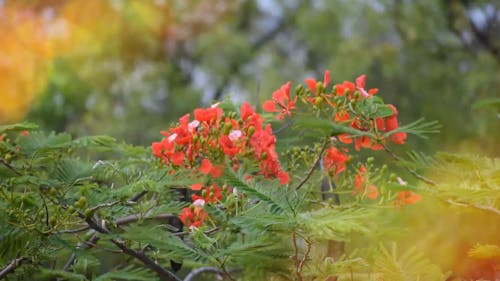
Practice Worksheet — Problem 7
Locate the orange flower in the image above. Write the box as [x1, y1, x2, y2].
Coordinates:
[397, 191, 421, 205]
[262, 81, 296, 119]
[179, 206, 207, 228]
[366, 184, 379, 200]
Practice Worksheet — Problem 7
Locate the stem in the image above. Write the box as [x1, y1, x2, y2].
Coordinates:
[295, 139, 329, 190]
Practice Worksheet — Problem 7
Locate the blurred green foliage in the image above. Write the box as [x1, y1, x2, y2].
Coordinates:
[9, 0, 495, 153]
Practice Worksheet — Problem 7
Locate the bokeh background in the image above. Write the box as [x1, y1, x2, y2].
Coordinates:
[1, 0, 499, 279]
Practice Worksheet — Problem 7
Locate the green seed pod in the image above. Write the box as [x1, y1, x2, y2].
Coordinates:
[49, 187, 58, 196]
[75, 197, 87, 209]
[366, 157, 375, 164]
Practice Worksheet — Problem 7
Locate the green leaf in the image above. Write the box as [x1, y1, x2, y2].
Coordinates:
[374, 244, 449, 281]
[0, 122, 38, 134]
[221, 168, 286, 214]
[36, 269, 88, 281]
[94, 265, 157, 281]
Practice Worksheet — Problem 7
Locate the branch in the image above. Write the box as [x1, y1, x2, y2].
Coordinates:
[183, 267, 223, 281]
[79, 213, 181, 281]
[0, 256, 27, 279]
[110, 239, 181, 281]
[295, 139, 329, 190]
[87, 200, 121, 213]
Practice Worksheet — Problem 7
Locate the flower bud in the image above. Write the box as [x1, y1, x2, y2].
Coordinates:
[247, 126, 255, 137]
[316, 82, 324, 94]
[380, 165, 387, 174]
[261, 152, 268, 160]
[366, 157, 375, 164]
[314, 97, 324, 107]
[49, 216, 57, 226]
[84, 208, 93, 218]
[295, 84, 305, 96]
[389, 173, 397, 182]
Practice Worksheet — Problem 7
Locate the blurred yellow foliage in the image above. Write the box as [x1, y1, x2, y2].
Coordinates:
[0, 0, 233, 123]
[468, 243, 500, 259]
[0, 0, 174, 123]
[0, 4, 62, 122]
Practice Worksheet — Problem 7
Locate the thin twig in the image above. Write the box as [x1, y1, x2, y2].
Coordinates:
[298, 238, 311, 274]
[129, 190, 148, 203]
[442, 198, 500, 216]
[173, 227, 220, 238]
[383, 145, 437, 186]
[295, 139, 329, 190]
[0, 157, 21, 175]
[87, 200, 121, 213]
[57, 225, 90, 234]
[0, 256, 27, 279]
[292, 232, 303, 281]
[63, 233, 99, 271]
[272, 120, 295, 135]
[183, 267, 223, 281]
[116, 213, 177, 227]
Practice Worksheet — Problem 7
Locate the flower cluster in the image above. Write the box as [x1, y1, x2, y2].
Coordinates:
[152, 102, 289, 228]
[263, 70, 417, 204]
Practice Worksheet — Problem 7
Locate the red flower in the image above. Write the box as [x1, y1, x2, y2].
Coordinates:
[323, 146, 349, 176]
[335, 81, 355, 96]
[194, 106, 222, 123]
[219, 135, 242, 157]
[240, 102, 255, 121]
[199, 159, 212, 175]
[355, 74, 378, 97]
[262, 81, 296, 119]
[192, 184, 223, 203]
[179, 206, 207, 228]
[277, 170, 290, 185]
[305, 70, 330, 93]
[383, 104, 407, 145]
[191, 183, 203, 191]
[354, 165, 367, 194]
